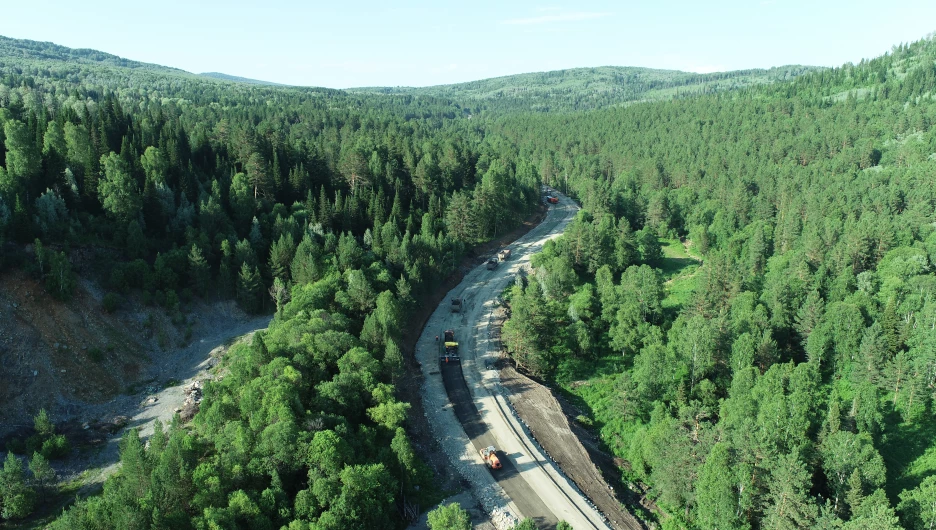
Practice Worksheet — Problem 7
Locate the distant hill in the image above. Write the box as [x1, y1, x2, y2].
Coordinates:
[199, 72, 284, 86]
[0, 36, 285, 88]
[0, 35, 184, 73]
[0, 34, 819, 113]
[351, 65, 824, 113]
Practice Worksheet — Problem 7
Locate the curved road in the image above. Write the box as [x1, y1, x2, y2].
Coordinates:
[416, 193, 609, 529]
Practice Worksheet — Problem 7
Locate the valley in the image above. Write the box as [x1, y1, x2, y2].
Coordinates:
[1, 22, 936, 530]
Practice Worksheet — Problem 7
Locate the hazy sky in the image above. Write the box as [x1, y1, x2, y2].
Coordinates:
[2, 1, 934, 88]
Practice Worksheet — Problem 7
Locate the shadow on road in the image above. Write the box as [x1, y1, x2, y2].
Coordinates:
[440, 361, 559, 529]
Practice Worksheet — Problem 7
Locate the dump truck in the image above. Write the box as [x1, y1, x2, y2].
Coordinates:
[498, 249, 511, 261]
[451, 297, 462, 313]
[440, 329, 459, 363]
[486, 258, 498, 270]
[479, 446, 502, 470]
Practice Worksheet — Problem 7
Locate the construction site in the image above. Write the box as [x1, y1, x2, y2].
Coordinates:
[415, 192, 645, 530]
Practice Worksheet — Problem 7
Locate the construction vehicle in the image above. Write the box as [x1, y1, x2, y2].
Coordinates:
[479, 446, 502, 470]
[450, 297, 462, 313]
[498, 249, 511, 261]
[440, 329, 459, 363]
[486, 258, 498, 270]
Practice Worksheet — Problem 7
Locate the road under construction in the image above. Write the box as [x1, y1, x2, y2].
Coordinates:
[416, 192, 638, 530]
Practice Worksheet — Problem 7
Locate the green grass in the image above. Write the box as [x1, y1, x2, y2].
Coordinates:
[879, 403, 936, 501]
[12, 469, 99, 530]
[556, 355, 627, 441]
[658, 238, 701, 315]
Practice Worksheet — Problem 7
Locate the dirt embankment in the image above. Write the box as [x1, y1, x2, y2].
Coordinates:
[499, 365, 647, 530]
[0, 268, 148, 439]
[0, 264, 269, 441]
[0, 260, 271, 478]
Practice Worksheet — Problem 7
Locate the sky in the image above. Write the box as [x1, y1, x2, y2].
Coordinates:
[1, 0, 934, 89]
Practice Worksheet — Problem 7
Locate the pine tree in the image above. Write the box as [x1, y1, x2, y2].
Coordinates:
[0, 452, 35, 520]
[28, 452, 55, 491]
[236, 263, 261, 313]
[695, 443, 746, 530]
[762, 450, 817, 530]
[33, 409, 53, 439]
[318, 185, 333, 227]
[46, 251, 75, 300]
[126, 220, 146, 259]
[188, 244, 209, 297]
[268, 233, 296, 281]
[218, 239, 235, 296]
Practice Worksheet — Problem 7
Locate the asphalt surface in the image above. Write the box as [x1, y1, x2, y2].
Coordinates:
[441, 361, 556, 528]
[417, 192, 610, 530]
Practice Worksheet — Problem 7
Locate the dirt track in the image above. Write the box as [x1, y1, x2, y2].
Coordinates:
[53, 313, 271, 487]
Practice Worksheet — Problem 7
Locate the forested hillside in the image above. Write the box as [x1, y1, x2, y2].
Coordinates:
[0, 35, 540, 527]
[497, 37, 936, 529]
[0, 35, 183, 73]
[352, 64, 821, 114]
[3, 29, 936, 530]
[198, 72, 284, 85]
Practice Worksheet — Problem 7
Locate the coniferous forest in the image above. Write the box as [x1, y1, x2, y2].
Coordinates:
[1, 31, 936, 530]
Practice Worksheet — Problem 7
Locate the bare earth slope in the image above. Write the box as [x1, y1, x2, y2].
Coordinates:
[0, 267, 270, 491]
[0, 269, 148, 437]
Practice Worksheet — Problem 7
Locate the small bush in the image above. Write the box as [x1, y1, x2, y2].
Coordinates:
[5, 437, 26, 454]
[25, 434, 43, 455]
[165, 289, 179, 311]
[87, 347, 103, 362]
[102, 292, 121, 313]
[40, 434, 70, 459]
[109, 268, 128, 292]
[125, 259, 151, 290]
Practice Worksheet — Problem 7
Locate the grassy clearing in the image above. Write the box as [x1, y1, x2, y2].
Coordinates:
[12, 469, 99, 530]
[880, 403, 936, 501]
[556, 356, 625, 440]
[658, 238, 701, 315]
